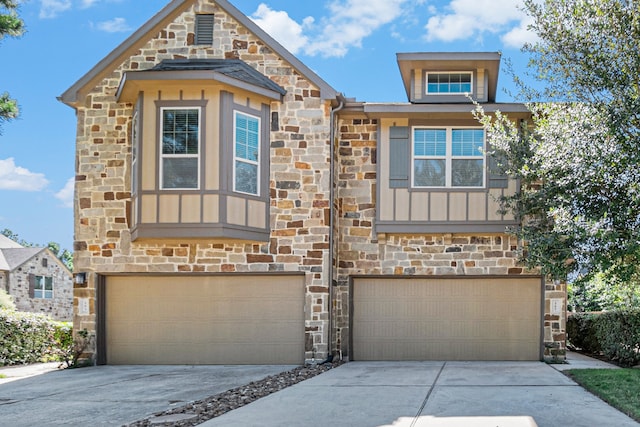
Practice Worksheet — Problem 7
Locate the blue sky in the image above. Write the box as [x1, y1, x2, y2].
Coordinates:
[0, 0, 537, 252]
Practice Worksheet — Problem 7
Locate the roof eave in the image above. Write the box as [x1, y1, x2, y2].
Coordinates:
[117, 69, 286, 103]
[362, 102, 530, 118]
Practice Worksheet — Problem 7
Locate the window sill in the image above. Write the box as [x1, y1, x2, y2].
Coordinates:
[131, 223, 270, 243]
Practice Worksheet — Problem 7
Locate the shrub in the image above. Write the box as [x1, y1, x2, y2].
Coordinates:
[597, 309, 640, 367]
[0, 289, 16, 311]
[52, 324, 93, 368]
[567, 312, 601, 353]
[0, 309, 56, 365]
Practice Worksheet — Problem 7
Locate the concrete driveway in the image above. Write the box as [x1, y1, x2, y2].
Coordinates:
[0, 364, 296, 426]
[1, 358, 638, 427]
[201, 361, 639, 427]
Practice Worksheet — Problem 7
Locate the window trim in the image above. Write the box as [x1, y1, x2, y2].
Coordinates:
[411, 126, 486, 189]
[159, 106, 202, 191]
[34, 275, 53, 299]
[131, 108, 139, 195]
[232, 110, 261, 196]
[425, 71, 473, 95]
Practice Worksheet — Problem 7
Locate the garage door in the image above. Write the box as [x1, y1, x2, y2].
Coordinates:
[105, 275, 305, 365]
[352, 277, 542, 361]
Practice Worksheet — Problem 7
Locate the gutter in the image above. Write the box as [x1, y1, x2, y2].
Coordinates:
[327, 94, 345, 362]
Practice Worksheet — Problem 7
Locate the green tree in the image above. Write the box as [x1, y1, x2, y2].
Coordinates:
[0, 0, 25, 133]
[476, 0, 640, 285]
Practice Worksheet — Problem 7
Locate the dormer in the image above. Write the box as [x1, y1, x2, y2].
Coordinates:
[397, 52, 501, 104]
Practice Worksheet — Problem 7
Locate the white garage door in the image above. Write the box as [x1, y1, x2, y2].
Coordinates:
[105, 275, 305, 364]
[352, 277, 542, 361]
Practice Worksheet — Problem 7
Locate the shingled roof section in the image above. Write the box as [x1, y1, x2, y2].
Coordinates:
[150, 59, 287, 96]
[0, 248, 45, 272]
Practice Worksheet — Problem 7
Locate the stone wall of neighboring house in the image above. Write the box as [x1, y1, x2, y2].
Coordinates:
[0, 273, 6, 295]
[73, 0, 332, 359]
[333, 117, 567, 360]
[9, 251, 73, 321]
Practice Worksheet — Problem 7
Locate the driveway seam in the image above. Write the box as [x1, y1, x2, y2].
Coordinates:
[411, 362, 446, 427]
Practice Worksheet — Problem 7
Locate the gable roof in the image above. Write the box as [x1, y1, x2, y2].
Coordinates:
[0, 235, 23, 249]
[0, 247, 44, 272]
[59, 0, 338, 108]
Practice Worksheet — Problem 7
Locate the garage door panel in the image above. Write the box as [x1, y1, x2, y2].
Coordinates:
[106, 275, 305, 365]
[353, 277, 542, 361]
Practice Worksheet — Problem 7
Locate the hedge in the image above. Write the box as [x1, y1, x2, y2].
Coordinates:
[0, 309, 72, 366]
[567, 309, 640, 367]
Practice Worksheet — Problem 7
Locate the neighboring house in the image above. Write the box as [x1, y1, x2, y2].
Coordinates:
[0, 235, 73, 321]
[59, 0, 566, 365]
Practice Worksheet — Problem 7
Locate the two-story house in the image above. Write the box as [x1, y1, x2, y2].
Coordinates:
[60, 0, 565, 365]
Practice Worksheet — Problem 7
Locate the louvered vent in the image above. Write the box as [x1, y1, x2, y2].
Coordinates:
[195, 14, 214, 45]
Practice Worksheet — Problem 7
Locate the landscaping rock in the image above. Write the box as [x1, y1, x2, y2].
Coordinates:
[126, 361, 341, 427]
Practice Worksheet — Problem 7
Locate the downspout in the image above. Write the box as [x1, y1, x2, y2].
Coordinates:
[326, 94, 345, 363]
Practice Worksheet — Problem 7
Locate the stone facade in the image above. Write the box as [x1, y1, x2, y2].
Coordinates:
[66, 0, 566, 363]
[333, 117, 566, 360]
[72, 0, 332, 359]
[2, 251, 73, 321]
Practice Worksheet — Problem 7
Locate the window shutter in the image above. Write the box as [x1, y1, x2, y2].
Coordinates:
[195, 14, 214, 45]
[28, 274, 35, 298]
[389, 126, 410, 188]
[488, 150, 509, 189]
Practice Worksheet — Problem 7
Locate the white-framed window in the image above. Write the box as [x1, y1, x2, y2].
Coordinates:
[233, 111, 260, 196]
[131, 109, 139, 193]
[426, 72, 472, 95]
[34, 276, 53, 299]
[160, 107, 200, 190]
[413, 127, 485, 188]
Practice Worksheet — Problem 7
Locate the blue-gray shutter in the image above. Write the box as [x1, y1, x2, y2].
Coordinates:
[488, 150, 509, 188]
[28, 273, 35, 298]
[389, 126, 410, 188]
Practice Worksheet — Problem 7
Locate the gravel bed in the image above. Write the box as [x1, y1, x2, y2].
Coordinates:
[125, 361, 342, 427]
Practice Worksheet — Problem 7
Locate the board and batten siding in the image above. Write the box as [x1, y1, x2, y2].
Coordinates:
[131, 86, 271, 241]
[378, 120, 517, 234]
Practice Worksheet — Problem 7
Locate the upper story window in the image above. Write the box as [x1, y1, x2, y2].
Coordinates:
[131, 109, 139, 194]
[413, 127, 485, 188]
[233, 111, 260, 195]
[426, 72, 472, 94]
[34, 275, 53, 299]
[160, 107, 200, 189]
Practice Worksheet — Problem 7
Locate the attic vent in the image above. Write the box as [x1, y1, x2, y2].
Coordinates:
[195, 14, 214, 45]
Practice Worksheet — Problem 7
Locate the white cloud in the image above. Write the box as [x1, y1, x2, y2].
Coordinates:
[501, 15, 539, 48]
[94, 17, 131, 33]
[54, 178, 75, 208]
[39, 0, 72, 19]
[80, 0, 100, 7]
[424, 0, 537, 46]
[306, 0, 409, 57]
[251, 4, 312, 54]
[252, 0, 409, 58]
[39, 0, 124, 19]
[0, 158, 49, 191]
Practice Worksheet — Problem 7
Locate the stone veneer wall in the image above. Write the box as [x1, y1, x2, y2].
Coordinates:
[333, 117, 566, 361]
[73, 0, 332, 360]
[9, 252, 73, 321]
